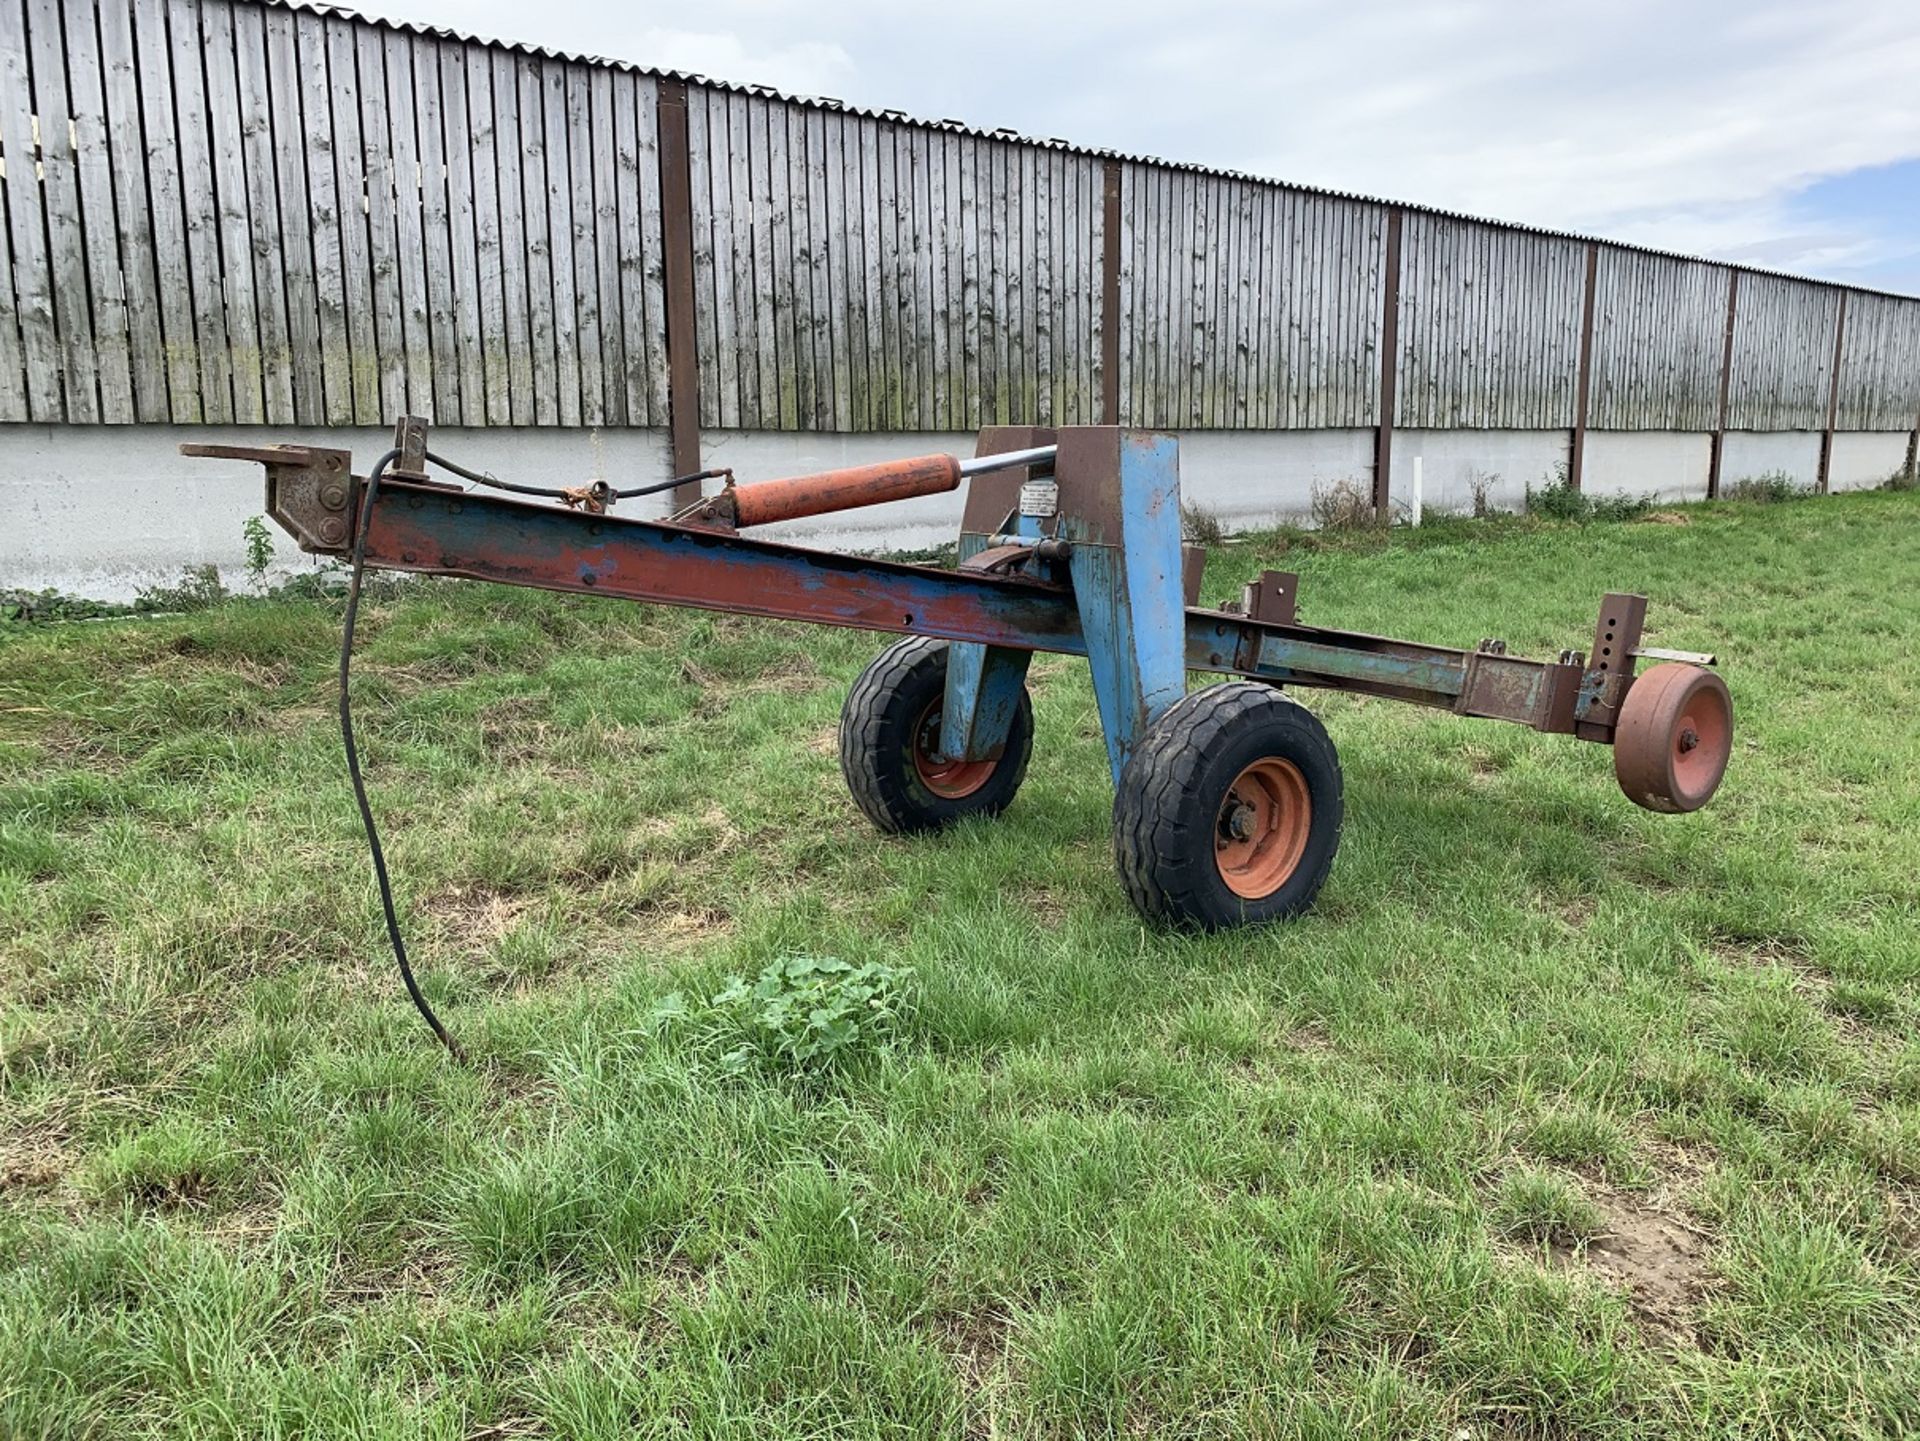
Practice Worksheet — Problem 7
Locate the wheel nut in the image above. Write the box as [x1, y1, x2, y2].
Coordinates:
[1677, 727, 1699, 753]
[1224, 801, 1256, 841]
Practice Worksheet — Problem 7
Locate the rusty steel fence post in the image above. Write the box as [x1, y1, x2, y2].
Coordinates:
[1569, 242, 1599, 492]
[1102, 159, 1123, 425]
[1373, 208, 1405, 519]
[1707, 270, 1740, 500]
[1817, 291, 1848, 494]
[657, 79, 704, 507]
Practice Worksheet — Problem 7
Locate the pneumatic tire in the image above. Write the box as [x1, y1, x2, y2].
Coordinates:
[1113, 682, 1343, 928]
[839, 637, 1033, 834]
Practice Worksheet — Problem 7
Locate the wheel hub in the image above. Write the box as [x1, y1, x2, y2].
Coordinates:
[912, 701, 998, 799]
[1213, 758, 1313, 900]
[1221, 798, 1258, 842]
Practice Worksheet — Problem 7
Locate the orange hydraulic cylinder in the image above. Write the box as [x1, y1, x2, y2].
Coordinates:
[726, 453, 963, 527]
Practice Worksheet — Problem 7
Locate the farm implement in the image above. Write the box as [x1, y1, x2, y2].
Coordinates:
[189, 419, 1731, 1045]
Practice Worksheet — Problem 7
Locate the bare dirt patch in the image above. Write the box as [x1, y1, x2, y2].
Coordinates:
[477, 694, 560, 763]
[936, 1302, 1014, 1428]
[422, 885, 532, 950]
[1286, 1021, 1337, 1055]
[687, 655, 826, 718]
[645, 905, 733, 947]
[0, 1133, 74, 1193]
[1637, 1133, 1716, 1195]
[1711, 934, 1821, 978]
[129, 1170, 217, 1213]
[1020, 886, 1073, 929]
[1554, 1185, 1711, 1343]
[1552, 892, 1598, 929]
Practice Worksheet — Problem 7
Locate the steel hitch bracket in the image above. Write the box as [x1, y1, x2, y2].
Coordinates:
[180, 442, 365, 556]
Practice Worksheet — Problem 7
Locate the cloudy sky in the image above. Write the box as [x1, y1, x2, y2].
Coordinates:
[358, 0, 1920, 295]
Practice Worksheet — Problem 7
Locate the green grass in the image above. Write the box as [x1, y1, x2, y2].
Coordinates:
[3, 491, 1919, 1438]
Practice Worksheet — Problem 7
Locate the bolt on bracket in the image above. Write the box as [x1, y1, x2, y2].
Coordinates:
[181, 442, 358, 556]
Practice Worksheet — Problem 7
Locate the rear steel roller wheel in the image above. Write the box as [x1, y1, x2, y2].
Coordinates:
[839, 637, 1033, 834]
[1113, 682, 1343, 928]
[1614, 662, 1733, 813]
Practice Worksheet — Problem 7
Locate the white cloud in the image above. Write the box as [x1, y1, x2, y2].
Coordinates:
[625, 27, 854, 100]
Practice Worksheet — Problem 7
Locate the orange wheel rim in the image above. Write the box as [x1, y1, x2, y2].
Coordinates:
[1214, 757, 1312, 899]
[912, 700, 997, 799]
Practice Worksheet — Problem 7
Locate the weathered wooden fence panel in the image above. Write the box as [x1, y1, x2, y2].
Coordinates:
[1117, 165, 1385, 429]
[1727, 273, 1843, 432]
[1394, 214, 1587, 430]
[0, 0, 669, 428]
[686, 92, 1105, 432]
[1588, 248, 1726, 432]
[1834, 290, 1920, 433]
[0, 0, 1915, 440]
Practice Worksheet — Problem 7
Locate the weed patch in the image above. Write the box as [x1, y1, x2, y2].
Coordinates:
[1527, 465, 1654, 523]
[651, 953, 914, 1076]
[1309, 475, 1381, 530]
[1179, 501, 1225, 545]
[1720, 470, 1805, 504]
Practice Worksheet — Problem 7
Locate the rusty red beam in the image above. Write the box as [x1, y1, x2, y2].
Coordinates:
[1373, 208, 1404, 518]
[342, 478, 1602, 737]
[1707, 270, 1739, 499]
[365, 478, 1086, 651]
[1569, 242, 1598, 491]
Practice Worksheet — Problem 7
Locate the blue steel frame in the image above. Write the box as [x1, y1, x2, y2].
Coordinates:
[236, 428, 1611, 769]
[939, 430, 1190, 782]
[1059, 431, 1189, 782]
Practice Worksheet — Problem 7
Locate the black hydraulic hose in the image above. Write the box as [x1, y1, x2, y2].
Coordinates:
[423, 448, 727, 501]
[340, 445, 722, 1059]
[341, 448, 464, 1061]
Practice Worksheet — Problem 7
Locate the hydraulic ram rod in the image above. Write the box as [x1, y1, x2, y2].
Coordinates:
[685, 444, 1058, 529]
[960, 445, 1058, 477]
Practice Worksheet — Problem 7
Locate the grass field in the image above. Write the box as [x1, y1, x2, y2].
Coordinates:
[3, 490, 1918, 1438]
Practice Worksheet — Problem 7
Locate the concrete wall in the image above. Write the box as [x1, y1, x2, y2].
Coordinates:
[1583, 431, 1712, 503]
[1827, 431, 1912, 492]
[5, 422, 1914, 600]
[0, 424, 1383, 596]
[0, 424, 674, 601]
[1387, 429, 1570, 516]
[0, 425, 1412, 596]
[1172, 429, 1376, 528]
[1719, 430, 1822, 490]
